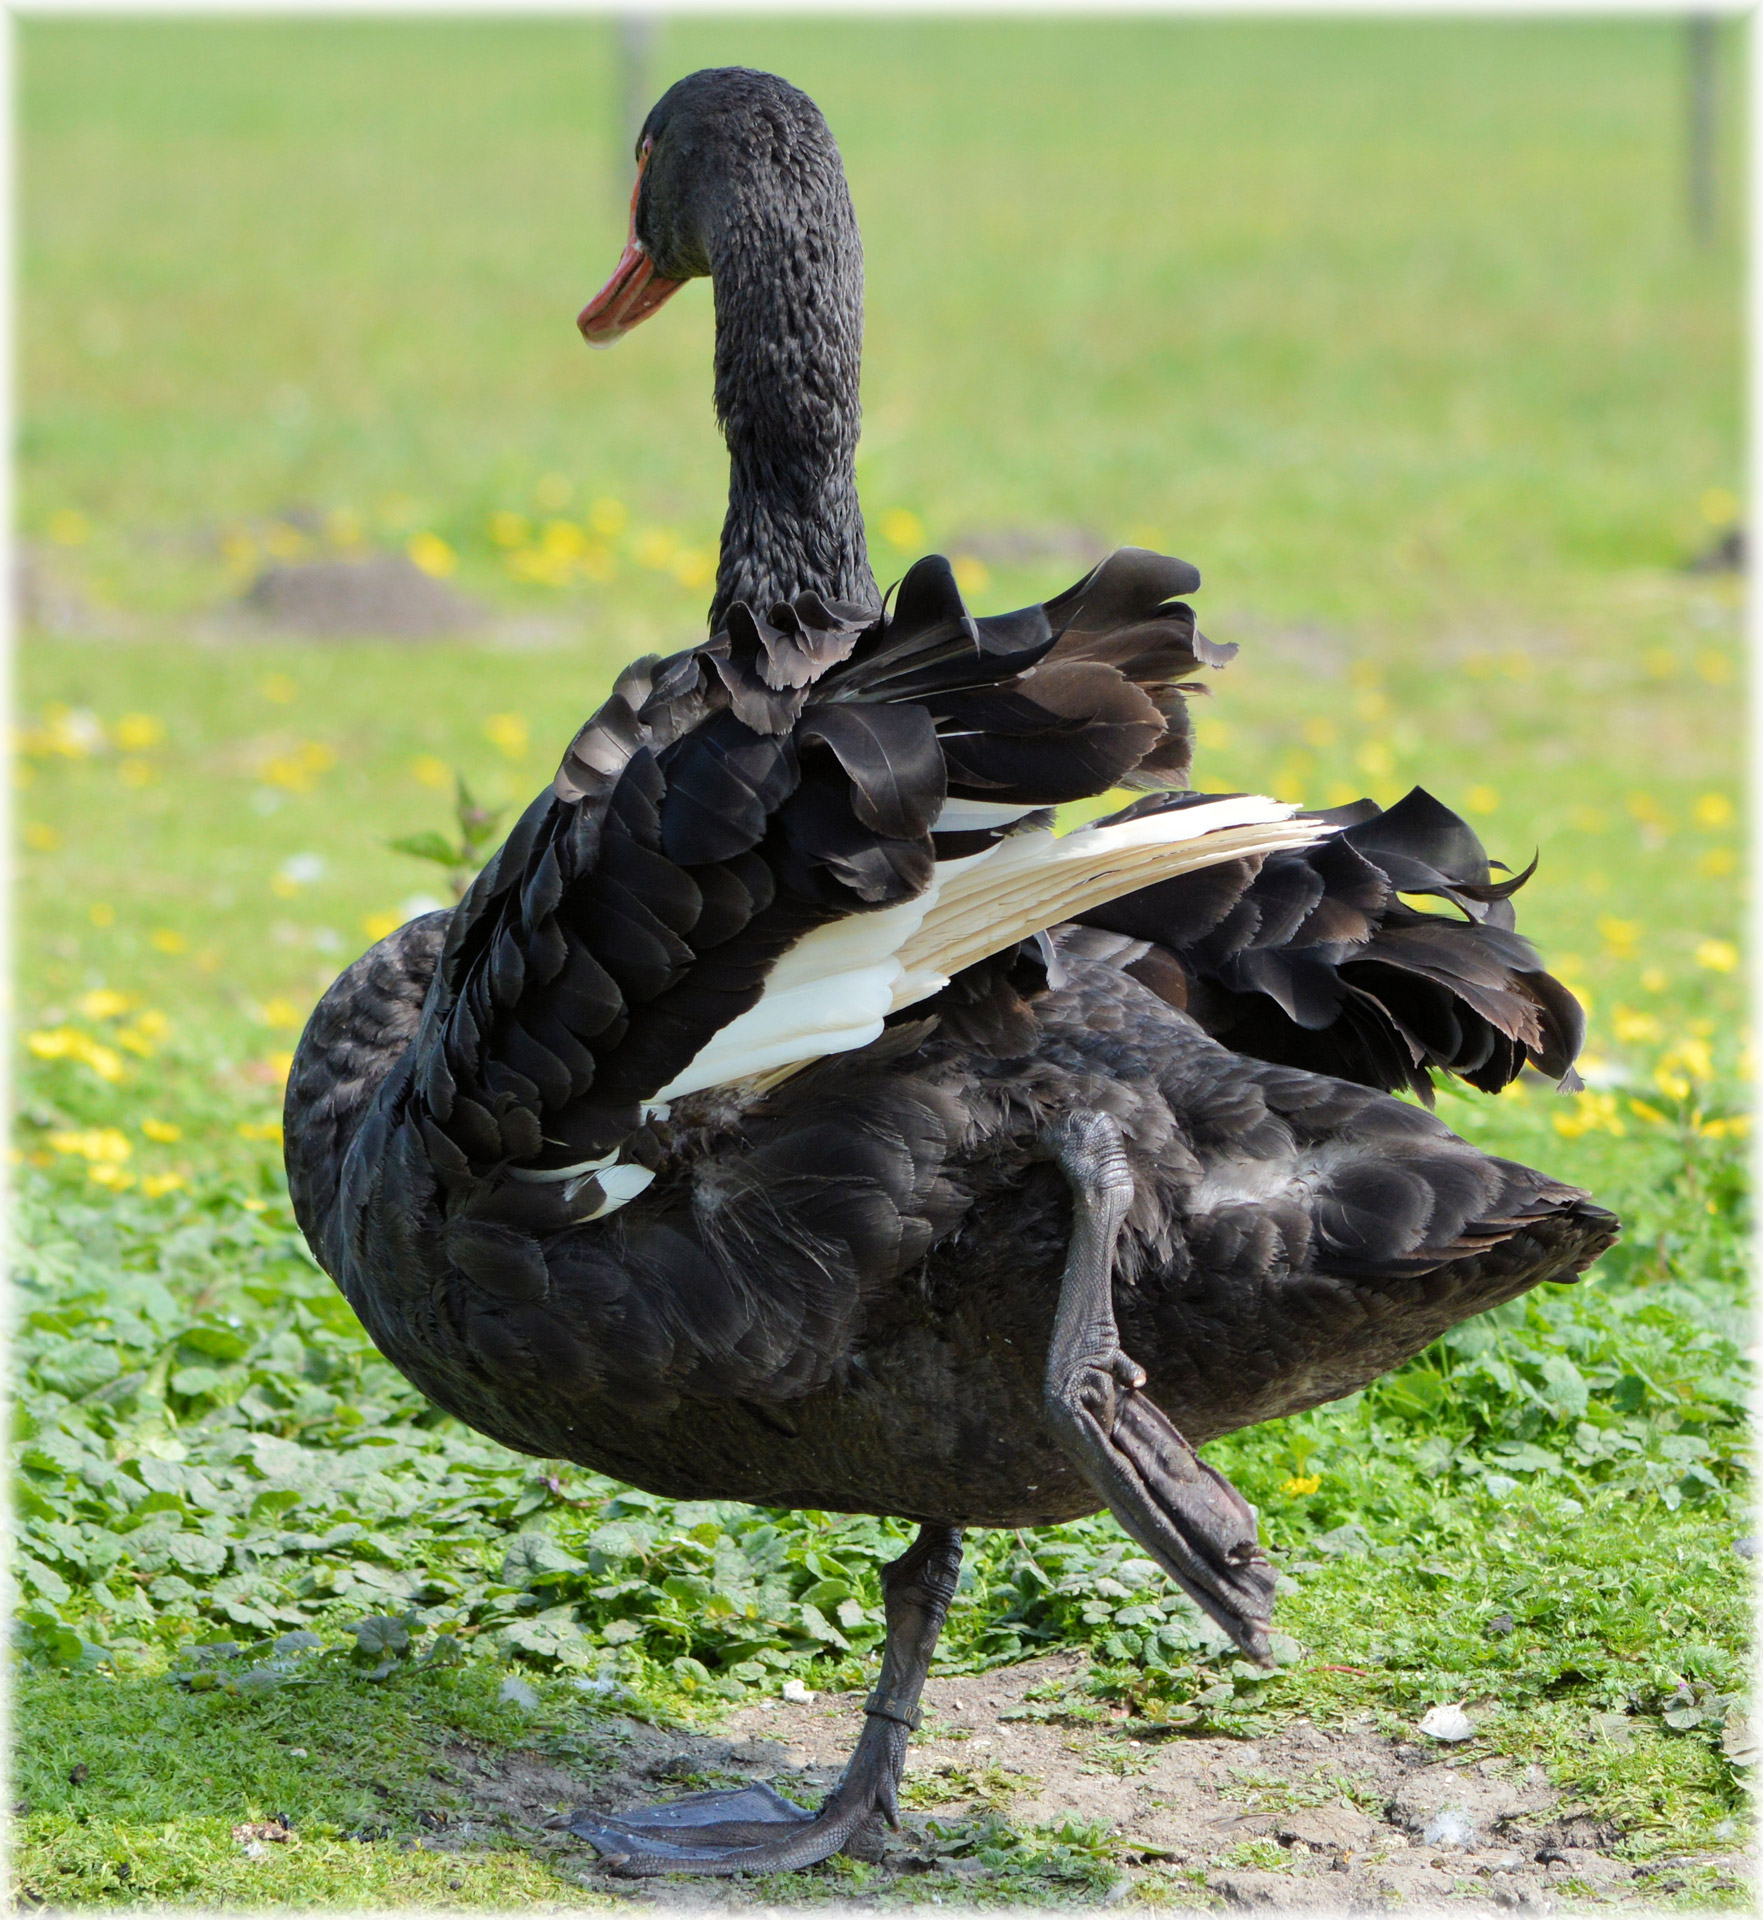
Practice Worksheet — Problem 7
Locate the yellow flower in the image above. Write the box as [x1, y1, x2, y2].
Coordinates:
[1597, 915, 1638, 956]
[578, 543, 617, 584]
[1465, 785, 1500, 816]
[1300, 716, 1335, 749]
[1627, 1098, 1669, 1126]
[1698, 848, 1737, 878]
[1552, 1091, 1625, 1140]
[1659, 1036, 1714, 1083]
[1611, 1006, 1661, 1044]
[1701, 486, 1739, 526]
[115, 1010, 168, 1055]
[1354, 689, 1390, 723]
[28, 1028, 124, 1082]
[1280, 1474, 1322, 1497]
[488, 510, 531, 547]
[587, 497, 627, 537]
[20, 704, 106, 759]
[632, 528, 677, 570]
[48, 1126, 132, 1163]
[407, 531, 457, 578]
[151, 928, 186, 955]
[880, 508, 923, 549]
[1642, 648, 1675, 681]
[49, 508, 91, 545]
[260, 740, 336, 791]
[535, 472, 573, 510]
[411, 754, 450, 789]
[237, 1121, 284, 1145]
[141, 1172, 187, 1198]
[1194, 717, 1233, 751]
[260, 673, 297, 704]
[267, 1050, 296, 1082]
[87, 1162, 135, 1190]
[257, 997, 302, 1030]
[1626, 791, 1666, 825]
[1355, 740, 1393, 779]
[1698, 1115, 1751, 1140]
[1697, 649, 1732, 686]
[77, 988, 134, 1022]
[505, 547, 572, 587]
[113, 713, 165, 752]
[484, 713, 529, 759]
[118, 758, 156, 788]
[23, 822, 59, 851]
[540, 519, 587, 560]
[670, 548, 715, 590]
[1694, 792, 1734, 828]
[1640, 965, 1669, 994]
[362, 911, 401, 942]
[141, 1118, 182, 1143]
[952, 555, 991, 596]
[1695, 939, 1738, 974]
[241, 1196, 269, 1213]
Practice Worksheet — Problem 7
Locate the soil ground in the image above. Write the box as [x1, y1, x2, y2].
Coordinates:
[421, 1655, 1750, 1909]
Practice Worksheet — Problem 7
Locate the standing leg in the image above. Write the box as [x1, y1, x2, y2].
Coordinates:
[1040, 1110, 1277, 1662]
[569, 1521, 963, 1876]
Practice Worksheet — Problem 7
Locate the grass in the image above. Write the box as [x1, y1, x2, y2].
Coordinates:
[12, 12, 1750, 1909]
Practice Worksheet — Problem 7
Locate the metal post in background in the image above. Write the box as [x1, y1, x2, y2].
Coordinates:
[1687, 14, 1718, 245]
[618, 14, 658, 176]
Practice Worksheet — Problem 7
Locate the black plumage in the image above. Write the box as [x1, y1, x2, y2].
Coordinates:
[289, 68, 1617, 1876]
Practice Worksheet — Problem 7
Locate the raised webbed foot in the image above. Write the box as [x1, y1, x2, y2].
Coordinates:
[1040, 1111, 1277, 1662]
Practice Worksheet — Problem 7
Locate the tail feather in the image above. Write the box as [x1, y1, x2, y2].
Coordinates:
[1077, 787, 1585, 1100]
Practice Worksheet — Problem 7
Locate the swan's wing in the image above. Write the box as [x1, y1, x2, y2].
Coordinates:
[401, 547, 1324, 1221]
[1073, 785, 1585, 1101]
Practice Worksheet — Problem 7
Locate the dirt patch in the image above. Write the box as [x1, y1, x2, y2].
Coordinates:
[426, 1656, 1749, 1906]
[241, 553, 485, 638]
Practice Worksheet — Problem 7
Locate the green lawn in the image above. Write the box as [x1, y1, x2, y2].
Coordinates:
[13, 14, 1750, 1908]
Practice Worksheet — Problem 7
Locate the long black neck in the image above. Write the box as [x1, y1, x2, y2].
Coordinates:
[706, 171, 877, 629]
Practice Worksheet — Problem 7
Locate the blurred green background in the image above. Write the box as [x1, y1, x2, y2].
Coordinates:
[16, 15, 1742, 1079]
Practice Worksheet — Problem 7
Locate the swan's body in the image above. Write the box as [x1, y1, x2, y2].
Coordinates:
[287, 68, 1615, 1874]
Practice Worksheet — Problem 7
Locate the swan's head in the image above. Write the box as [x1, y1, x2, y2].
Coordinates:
[579, 67, 850, 348]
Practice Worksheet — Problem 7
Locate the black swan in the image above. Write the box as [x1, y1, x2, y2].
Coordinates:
[286, 67, 1615, 1876]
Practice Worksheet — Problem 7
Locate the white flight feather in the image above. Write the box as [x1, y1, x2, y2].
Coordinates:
[650, 795, 1328, 1106]
[930, 796, 1041, 832]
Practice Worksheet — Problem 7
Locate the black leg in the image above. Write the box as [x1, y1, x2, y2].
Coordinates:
[569, 1521, 963, 1876]
[1040, 1111, 1277, 1662]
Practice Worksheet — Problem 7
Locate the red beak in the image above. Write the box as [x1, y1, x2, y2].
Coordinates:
[578, 162, 685, 348]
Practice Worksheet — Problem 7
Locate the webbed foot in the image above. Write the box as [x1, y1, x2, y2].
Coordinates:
[568, 1522, 962, 1876]
[569, 1778, 847, 1875]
